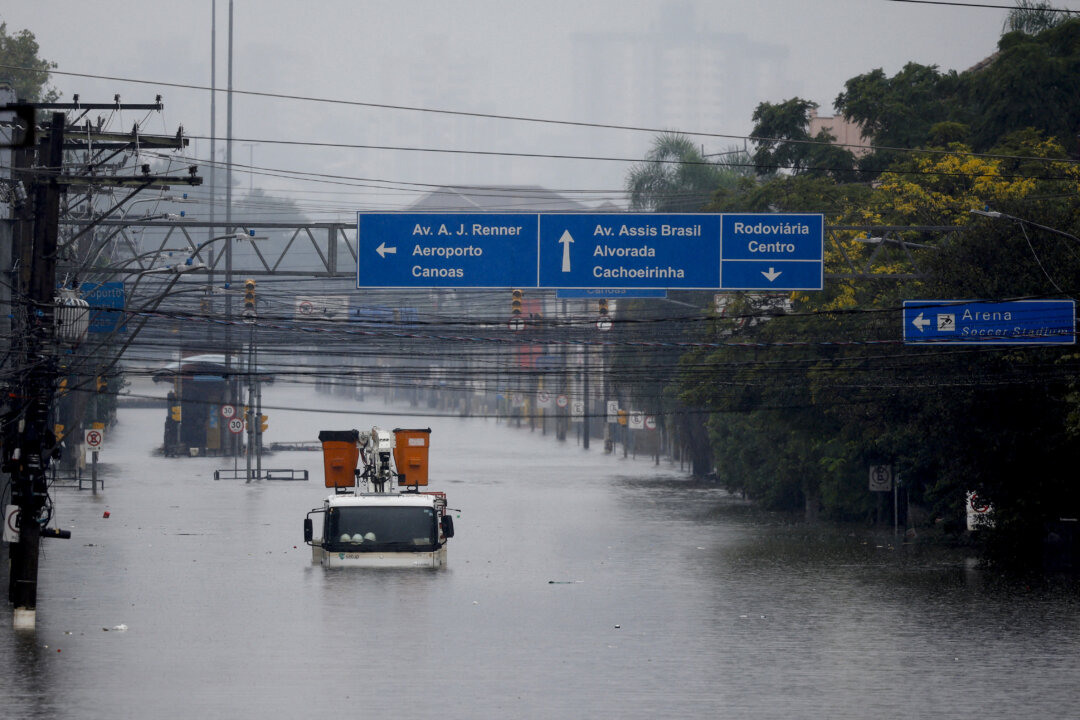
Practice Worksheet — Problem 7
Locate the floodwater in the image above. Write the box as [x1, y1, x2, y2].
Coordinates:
[2, 382, 1078, 719]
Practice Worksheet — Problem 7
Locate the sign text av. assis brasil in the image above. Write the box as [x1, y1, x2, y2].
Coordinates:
[356, 212, 823, 291]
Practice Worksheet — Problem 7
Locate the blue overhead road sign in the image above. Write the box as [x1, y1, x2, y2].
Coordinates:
[357, 213, 539, 289]
[903, 300, 1075, 345]
[538, 213, 721, 289]
[357, 212, 824, 290]
[720, 213, 824, 290]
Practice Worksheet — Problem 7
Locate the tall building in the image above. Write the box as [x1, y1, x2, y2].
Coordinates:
[570, 11, 790, 159]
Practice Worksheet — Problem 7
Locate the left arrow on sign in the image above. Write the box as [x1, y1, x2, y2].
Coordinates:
[911, 312, 931, 332]
[376, 242, 397, 258]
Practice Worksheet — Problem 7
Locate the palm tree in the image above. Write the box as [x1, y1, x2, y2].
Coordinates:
[626, 133, 751, 212]
[1003, 1, 1064, 35]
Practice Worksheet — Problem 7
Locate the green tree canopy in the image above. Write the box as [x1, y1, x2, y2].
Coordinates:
[0, 22, 58, 102]
[749, 97, 857, 181]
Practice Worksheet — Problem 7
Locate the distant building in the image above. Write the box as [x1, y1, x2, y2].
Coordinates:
[808, 108, 871, 158]
[570, 10, 790, 159]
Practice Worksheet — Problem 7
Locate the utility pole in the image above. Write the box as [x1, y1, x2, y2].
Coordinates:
[6, 114, 66, 630]
[3, 99, 200, 628]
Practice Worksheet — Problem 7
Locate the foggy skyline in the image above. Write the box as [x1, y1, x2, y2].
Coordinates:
[2, 0, 1068, 215]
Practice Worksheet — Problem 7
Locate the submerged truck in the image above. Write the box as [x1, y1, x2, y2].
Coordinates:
[304, 427, 455, 568]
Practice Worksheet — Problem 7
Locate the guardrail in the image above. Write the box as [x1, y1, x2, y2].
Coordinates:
[213, 468, 309, 481]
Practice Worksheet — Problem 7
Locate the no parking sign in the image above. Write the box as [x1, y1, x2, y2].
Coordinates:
[85, 428, 104, 452]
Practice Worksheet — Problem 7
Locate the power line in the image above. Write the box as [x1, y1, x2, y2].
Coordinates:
[5, 63, 1078, 171]
[883, 0, 1080, 13]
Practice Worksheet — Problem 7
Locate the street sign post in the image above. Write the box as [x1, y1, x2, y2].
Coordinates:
[357, 212, 824, 291]
[903, 300, 1075, 345]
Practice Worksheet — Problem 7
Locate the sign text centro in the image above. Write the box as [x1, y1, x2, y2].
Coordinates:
[356, 212, 824, 290]
[720, 213, 824, 291]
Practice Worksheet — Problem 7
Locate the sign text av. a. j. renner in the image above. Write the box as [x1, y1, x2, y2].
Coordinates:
[356, 212, 824, 291]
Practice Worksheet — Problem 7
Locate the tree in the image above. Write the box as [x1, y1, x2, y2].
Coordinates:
[749, 98, 857, 181]
[964, 19, 1080, 152]
[626, 133, 751, 212]
[1003, 0, 1067, 35]
[834, 63, 963, 168]
[0, 22, 59, 102]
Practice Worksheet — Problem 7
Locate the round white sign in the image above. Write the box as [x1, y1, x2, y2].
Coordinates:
[228, 417, 245, 434]
[220, 404, 237, 419]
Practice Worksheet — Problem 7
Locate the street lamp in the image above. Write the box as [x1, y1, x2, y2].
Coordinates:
[76, 232, 260, 388]
[970, 208, 1080, 244]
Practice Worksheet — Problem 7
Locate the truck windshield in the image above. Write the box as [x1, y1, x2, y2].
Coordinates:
[326, 506, 438, 552]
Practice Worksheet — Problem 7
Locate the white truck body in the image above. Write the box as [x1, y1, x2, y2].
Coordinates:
[308, 492, 450, 568]
[305, 426, 454, 568]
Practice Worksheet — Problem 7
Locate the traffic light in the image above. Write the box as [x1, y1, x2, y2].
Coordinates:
[598, 298, 608, 317]
[511, 289, 523, 317]
[170, 405, 182, 422]
[259, 414, 269, 433]
[96, 376, 107, 393]
[243, 279, 256, 316]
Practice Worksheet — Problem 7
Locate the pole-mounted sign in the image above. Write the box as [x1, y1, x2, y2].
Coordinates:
[903, 300, 1075, 345]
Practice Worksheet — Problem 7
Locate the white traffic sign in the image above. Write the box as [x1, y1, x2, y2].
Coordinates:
[869, 465, 892, 492]
[84, 428, 104, 451]
[556, 394, 569, 409]
[508, 317, 525, 332]
[228, 417, 245, 435]
[629, 411, 645, 430]
[596, 317, 612, 332]
[571, 400, 585, 419]
[644, 415, 657, 431]
[4, 505, 19, 543]
[536, 391, 552, 409]
[606, 400, 619, 423]
[966, 491, 995, 530]
[220, 404, 237, 419]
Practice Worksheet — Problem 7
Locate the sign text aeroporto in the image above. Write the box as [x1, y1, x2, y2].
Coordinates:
[357, 212, 823, 291]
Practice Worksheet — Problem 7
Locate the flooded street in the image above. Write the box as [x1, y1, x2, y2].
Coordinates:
[3, 382, 1079, 719]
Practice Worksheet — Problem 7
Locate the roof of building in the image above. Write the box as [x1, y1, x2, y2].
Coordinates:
[406, 185, 591, 212]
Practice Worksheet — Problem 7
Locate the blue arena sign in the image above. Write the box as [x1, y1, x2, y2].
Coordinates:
[903, 300, 1075, 345]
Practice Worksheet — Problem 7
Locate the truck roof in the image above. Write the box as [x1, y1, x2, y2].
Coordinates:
[325, 493, 437, 508]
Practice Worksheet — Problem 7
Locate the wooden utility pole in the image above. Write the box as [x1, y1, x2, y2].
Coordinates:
[7, 113, 65, 630]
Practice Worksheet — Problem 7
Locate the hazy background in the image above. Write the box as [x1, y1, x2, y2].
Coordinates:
[2, 0, 1064, 213]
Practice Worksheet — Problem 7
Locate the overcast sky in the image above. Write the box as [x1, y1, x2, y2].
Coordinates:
[4, 0, 1076, 216]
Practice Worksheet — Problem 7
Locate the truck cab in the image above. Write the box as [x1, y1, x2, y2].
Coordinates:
[304, 427, 455, 568]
